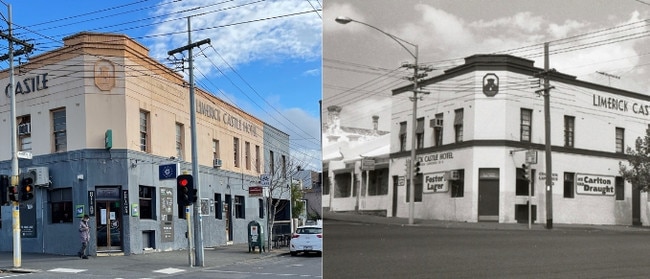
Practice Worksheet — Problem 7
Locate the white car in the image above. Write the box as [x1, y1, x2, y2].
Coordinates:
[290, 225, 322, 256]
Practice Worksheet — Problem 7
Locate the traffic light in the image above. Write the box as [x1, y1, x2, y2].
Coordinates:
[521, 164, 530, 181]
[20, 173, 35, 201]
[177, 174, 195, 206]
[413, 161, 421, 177]
[0, 175, 8, 205]
[7, 175, 18, 202]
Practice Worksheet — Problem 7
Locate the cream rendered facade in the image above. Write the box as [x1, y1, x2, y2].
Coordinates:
[390, 54, 650, 226]
[0, 32, 290, 255]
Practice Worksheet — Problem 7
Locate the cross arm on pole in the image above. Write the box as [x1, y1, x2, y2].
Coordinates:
[167, 38, 211, 56]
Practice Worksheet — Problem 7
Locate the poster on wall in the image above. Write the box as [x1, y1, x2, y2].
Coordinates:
[160, 187, 174, 242]
[423, 172, 449, 193]
[87, 191, 95, 216]
[200, 198, 211, 216]
[576, 174, 615, 196]
[20, 201, 37, 238]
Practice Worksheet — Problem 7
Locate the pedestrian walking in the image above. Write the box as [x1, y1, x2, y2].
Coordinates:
[78, 214, 90, 259]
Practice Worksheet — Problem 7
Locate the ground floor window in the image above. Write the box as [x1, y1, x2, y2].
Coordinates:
[367, 168, 389, 196]
[50, 188, 73, 223]
[234, 195, 245, 219]
[215, 193, 222, 219]
[564, 172, 575, 198]
[334, 173, 352, 198]
[139, 185, 155, 220]
[615, 177, 624, 201]
[450, 169, 465, 198]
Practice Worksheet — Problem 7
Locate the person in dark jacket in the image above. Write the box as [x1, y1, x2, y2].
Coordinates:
[78, 214, 90, 259]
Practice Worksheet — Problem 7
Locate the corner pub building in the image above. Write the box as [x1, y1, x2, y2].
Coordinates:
[0, 32, 291, 255]
[390, 54, 650, 226]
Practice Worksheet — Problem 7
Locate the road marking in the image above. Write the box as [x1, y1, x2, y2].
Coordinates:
[48, 268, 87, 273]
[153, 267, 185, 274]
[204, 270, 322, 278]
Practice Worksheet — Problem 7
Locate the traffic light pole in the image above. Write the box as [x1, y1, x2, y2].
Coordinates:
[167, 17, 210, 267]
[1, 4, 33, 268]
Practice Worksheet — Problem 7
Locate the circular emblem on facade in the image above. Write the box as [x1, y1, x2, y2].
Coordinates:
[482, 73, 499, 97]
[94, 59, 115, 91]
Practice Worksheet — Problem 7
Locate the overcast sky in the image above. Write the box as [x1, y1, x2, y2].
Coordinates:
[323, 0, 650, 132]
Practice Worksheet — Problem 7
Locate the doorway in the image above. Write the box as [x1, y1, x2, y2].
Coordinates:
[225, 194, 233, 242]
[633, 187, 641, 226]
[392, 176, 398, 217]
[478, 168, 500, 222]
[96, 201, 122, 251]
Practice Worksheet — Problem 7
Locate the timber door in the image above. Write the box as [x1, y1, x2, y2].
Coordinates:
[478, 168, 500, 222]
[96, 201, 122, 251]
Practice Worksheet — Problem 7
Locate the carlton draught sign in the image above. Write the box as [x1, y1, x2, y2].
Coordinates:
[576, 174, 615, 196]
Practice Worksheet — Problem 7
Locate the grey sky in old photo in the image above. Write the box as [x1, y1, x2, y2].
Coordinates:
[323, 0, 650, 132]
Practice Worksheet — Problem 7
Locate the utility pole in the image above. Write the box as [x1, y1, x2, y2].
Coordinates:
[167, 17, 210, 267]
[0, 3, 33, 268]
[535, 42, 555, 229]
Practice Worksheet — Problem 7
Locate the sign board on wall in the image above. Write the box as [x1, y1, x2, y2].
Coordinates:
[423, 172, 449, 193]
[576, 174, 615, 196]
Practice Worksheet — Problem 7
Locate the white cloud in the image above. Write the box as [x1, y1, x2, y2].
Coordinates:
[303, 68, 320, 76]
[548, 19, 588, 39]
[147, 0, 321, 77]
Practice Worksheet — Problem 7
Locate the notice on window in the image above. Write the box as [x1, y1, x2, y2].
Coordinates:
[101, 209, 107, 225]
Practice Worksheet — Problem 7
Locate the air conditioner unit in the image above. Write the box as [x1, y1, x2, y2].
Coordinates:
[213, 158, 222, 168]
[26, 166, 49, 187]
[449, 170, 460, 180]
[18, 123, 31, 135]
[433, 118, 443, 128]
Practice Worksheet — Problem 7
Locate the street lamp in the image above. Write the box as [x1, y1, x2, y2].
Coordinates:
[335, 16, 427, 225]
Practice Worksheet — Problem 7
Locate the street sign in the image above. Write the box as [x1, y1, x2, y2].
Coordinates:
[16, 151, 32, 159]
[361, 158, 375, 171]
[249, 186, 263, 197]
[260, 174, 270, 187]
[525, 150, 537, 164]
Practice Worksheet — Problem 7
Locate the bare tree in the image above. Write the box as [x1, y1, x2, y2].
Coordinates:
[264, 156, 302, 251]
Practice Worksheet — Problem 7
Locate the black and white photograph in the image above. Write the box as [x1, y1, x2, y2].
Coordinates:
[324, 0, 650, 278]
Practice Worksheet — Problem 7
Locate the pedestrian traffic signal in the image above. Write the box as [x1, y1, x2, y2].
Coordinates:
[20, 173, 35, 201]
[413, 161, 421, 177]
[521, 164, 530, 181]
[7, 175, 18, 202]
[0, 175, 8, 205]
[177, 174, 196, 206]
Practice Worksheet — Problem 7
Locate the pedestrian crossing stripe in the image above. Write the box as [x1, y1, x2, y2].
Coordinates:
[153, 267, 185, 274]
[48, 268, 87, 273]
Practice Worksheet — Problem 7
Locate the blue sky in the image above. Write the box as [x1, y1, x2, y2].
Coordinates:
[1, 0, 323, 171]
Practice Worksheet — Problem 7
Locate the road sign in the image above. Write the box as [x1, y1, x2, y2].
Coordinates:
[525, 150, 537, 164]
[16, 151, 32, 159]
[361, 158, 375, 171]
[260, 174, 270, 187]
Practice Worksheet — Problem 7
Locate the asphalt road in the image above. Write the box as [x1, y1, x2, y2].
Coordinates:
[324, 219, 650, 279]
[1, 254, 321, 279]
[199, 254, 322, 279]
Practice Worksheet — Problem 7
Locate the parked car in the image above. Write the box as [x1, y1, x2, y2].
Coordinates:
[290, 225, 322, 256]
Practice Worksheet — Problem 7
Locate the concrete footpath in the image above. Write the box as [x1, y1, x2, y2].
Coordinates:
[0, 243, 289, 275]
[324, 211, 650, 232]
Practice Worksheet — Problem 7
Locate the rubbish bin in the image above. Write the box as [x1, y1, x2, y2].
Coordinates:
[247, 220, 265, 253]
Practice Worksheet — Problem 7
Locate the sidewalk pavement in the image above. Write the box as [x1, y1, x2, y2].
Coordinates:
[0, 243, 290, 275]
[324, 211, 650, 232]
